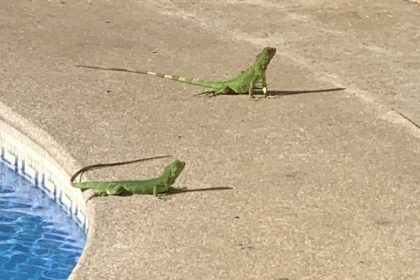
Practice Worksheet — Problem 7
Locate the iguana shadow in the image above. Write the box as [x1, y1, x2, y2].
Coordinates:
[195, 87, 346, 98]
[166, 186, 233, 196]
[84, 187, 233, 202]
[266, 87, 346, 97]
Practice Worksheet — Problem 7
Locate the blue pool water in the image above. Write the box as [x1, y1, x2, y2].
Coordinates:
[0, 163, 86, 280]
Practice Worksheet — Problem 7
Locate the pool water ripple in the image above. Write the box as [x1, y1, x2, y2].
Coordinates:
[0, 163, 86, 280]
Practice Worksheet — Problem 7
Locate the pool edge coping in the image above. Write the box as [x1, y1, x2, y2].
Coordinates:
[0, 101, 92, 278]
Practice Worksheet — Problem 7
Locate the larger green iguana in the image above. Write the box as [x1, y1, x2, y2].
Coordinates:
[76, 47, 276, 99]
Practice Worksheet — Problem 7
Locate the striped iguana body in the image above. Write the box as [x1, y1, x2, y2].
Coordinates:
[76, 47, 276, 98]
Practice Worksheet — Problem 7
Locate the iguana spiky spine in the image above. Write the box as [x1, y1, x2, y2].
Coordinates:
[76, 47, 276, 99]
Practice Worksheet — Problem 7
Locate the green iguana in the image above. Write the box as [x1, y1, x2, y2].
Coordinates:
[76, 47, 276, 99]
[71, 156, 185, 196]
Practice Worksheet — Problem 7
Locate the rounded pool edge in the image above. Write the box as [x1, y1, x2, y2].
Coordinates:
[0, 102, 89, 278]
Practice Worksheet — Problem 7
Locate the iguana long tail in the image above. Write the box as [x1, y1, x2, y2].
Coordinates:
[75, 65, 224, 89]
[70, 155, 171, 184]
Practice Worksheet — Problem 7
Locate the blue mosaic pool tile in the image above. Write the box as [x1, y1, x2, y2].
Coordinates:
[0, 123, 88, 233]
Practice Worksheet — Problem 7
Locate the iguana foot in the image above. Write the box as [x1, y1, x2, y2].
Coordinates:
[157, 193, 170, 200]
[262, 87, 268, 97]
[85, 191, 106, 202]
[194, 90, 217, 97]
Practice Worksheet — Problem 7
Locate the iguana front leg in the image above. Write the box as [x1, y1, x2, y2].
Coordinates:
[154, 183, 171, 196]
[154, 184, 171, 198]
[248, 76, 259, 99]
[261, 72, 268, 97]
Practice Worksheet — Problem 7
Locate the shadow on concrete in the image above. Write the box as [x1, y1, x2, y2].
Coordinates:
[266, 87, 346, 97]
[395, 110, 420, 129]
[166, 186, 233, 195]
[84, 187, 233, 202]
[195, 87, 346, 97]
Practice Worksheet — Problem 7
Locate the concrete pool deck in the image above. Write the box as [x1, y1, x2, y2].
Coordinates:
[1, 0, 419, 279]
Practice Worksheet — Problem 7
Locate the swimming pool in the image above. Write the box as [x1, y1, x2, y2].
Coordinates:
[0, 162, 86, 279]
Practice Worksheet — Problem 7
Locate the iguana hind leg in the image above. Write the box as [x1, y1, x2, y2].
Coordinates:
[196, 86, 233, 97]
[215, 86, 234, 95]
[194, 85, 231, 97]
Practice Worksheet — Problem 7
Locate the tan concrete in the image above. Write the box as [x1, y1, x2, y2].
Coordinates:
[1, 0, 419, 279]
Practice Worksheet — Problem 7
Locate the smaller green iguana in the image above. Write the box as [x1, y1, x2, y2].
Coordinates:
[76, 47, 276, 99]
[71, 155, 185, 196]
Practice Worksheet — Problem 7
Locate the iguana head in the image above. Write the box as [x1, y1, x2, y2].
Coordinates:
[256, 47, 276, 70]
[163, 160, 186, 185]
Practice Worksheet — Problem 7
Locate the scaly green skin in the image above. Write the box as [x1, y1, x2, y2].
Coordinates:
[71, 160, 185, 196]
[76, 47, 276, 99]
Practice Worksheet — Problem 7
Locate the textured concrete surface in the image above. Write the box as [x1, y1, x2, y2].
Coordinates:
[1, 0, 419, 279]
